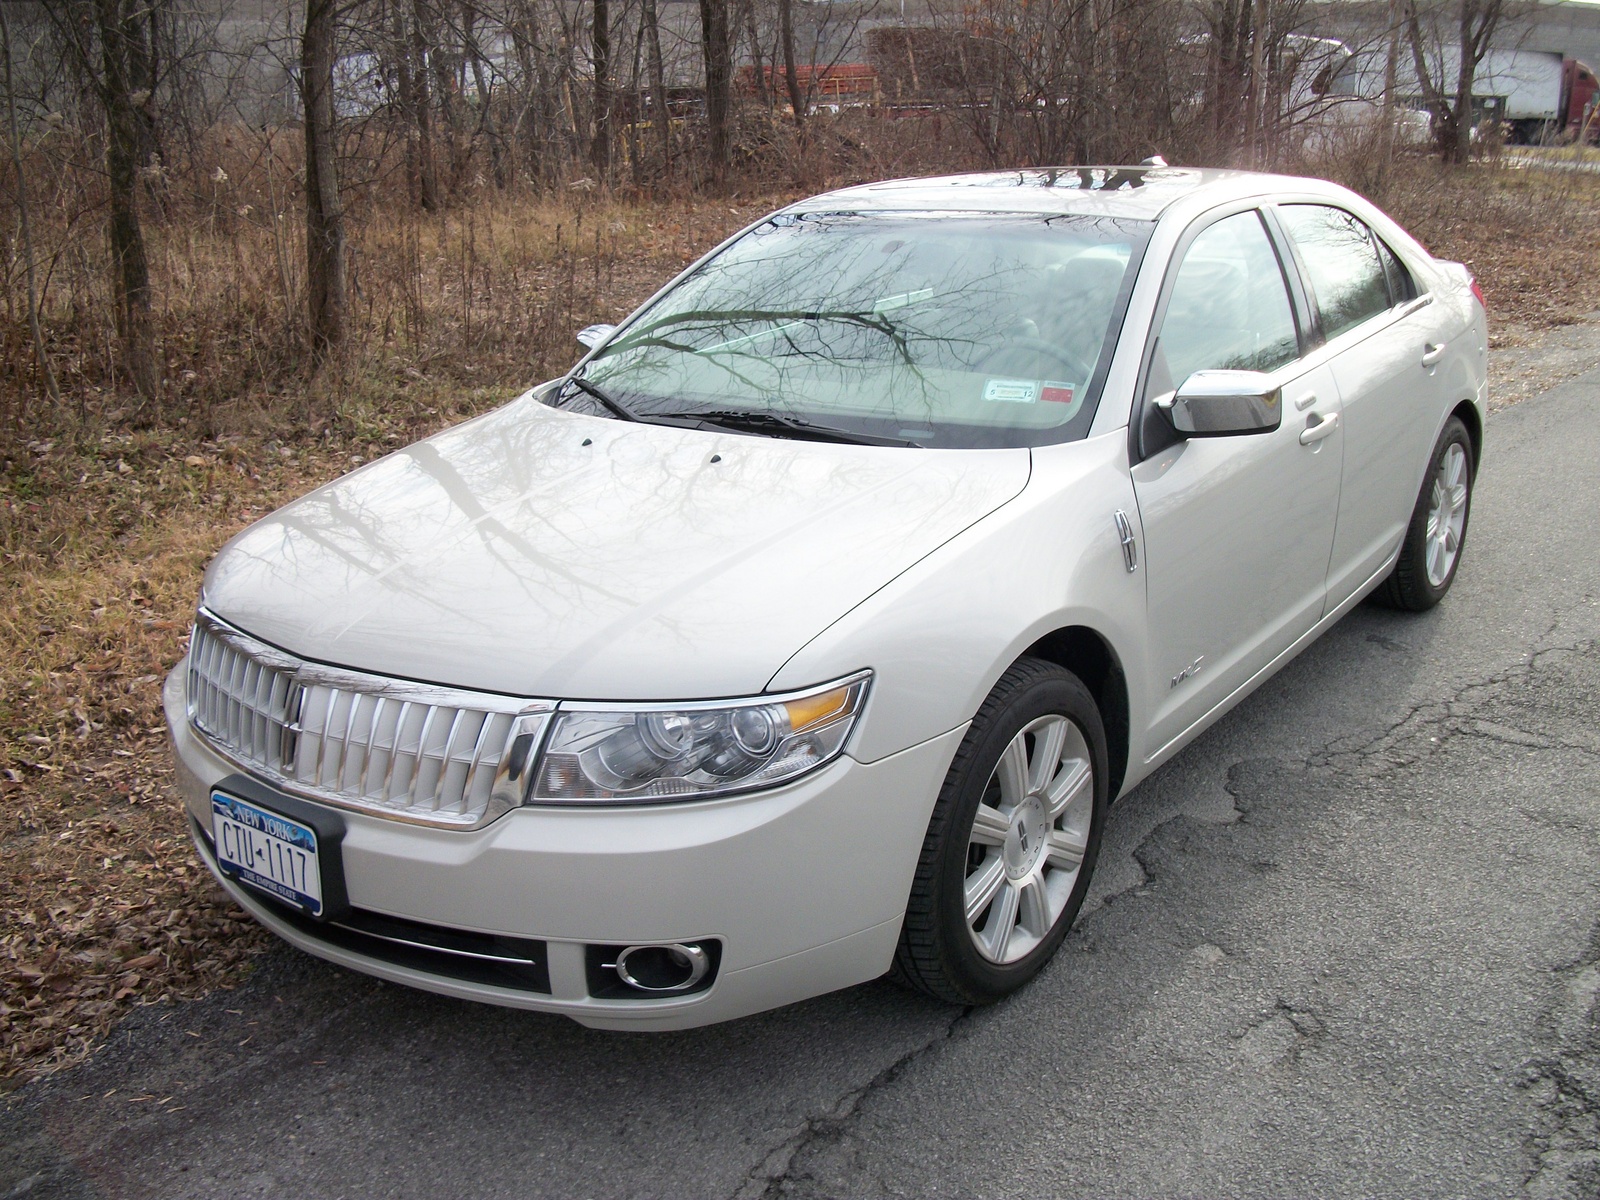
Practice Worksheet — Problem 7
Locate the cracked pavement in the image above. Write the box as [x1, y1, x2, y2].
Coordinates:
[5, 363, 1600, 1199]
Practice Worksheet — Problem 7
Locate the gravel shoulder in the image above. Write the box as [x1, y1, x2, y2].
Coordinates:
[1491, 312, 1600, 410]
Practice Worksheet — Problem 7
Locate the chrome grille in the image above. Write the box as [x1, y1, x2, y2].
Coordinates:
[186, 611, 549, 828]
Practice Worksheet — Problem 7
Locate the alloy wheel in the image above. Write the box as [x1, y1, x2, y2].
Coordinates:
[963, 714, 1095, 964]
[1425, 442, 1469, 587]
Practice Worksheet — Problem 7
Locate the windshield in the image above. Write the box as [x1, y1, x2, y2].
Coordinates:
[560, 211, 1153, 448]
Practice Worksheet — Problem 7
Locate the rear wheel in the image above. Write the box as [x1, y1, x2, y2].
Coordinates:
[1374, 415, 1474, 612]
[893, 658, 1107, 1005]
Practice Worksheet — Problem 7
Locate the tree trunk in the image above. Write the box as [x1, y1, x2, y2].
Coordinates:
[0, 0, 60, 406]
[744, 0, 769, 110]
[1243, 0, 1264, 163]
[698, 0, 732, 183]
[779, 0, 804, 130]
[628, 17, 645, 187]
[392, 4, 421, 201]
[508, 16, 547, 184]
[1381, 0, 1400, 163]
[303, 0, 348, 358]
[428, 5, 466, 190]
[592, 0, 611, 175]
[94, 0, 159, 403]
[463, 2, 507, 188]
[410, 0, 441, 209]
[642, 0, 671, 175]
[1451, 0, 1478, 163]
[126, 0, 160, 173]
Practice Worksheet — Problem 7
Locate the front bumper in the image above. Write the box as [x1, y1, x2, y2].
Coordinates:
[165, 665, 965, 1029]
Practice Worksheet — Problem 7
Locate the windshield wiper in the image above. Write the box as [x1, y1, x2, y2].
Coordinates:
[560, 374, 638, 422]
[688, 409, 921, 448]
[560, 380, 917, 447]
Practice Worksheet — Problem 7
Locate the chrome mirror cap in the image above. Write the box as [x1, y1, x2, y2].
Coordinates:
[1157, 370, 1282, 438]
[576, 323, 617, 349]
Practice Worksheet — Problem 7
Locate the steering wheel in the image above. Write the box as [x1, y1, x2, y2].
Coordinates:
[973, 337, 1092, 384]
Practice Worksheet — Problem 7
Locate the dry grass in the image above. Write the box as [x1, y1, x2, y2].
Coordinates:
[2, 146, 1599, 1086]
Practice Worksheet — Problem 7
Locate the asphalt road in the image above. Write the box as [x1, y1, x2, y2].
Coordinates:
[5, 366, 1600, 1200]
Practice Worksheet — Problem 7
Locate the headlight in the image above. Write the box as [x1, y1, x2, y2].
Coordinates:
[529, 672, 871, 804]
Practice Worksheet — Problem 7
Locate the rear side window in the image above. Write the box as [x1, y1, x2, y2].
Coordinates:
[1278, 204, 1391, 339]
[1375, 237, 1417, 304]
[1144, 210, 1299, 398]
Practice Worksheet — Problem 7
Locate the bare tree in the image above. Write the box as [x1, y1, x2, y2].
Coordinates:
[1404, 0, 1513, 162]
[94, 0, 161, 403]
[405, 0, 443, 207]
[778, 0, 803, 132]
[304, 0, 349, 356]
[698, 0, 732, 183]
[462, 1, 509, 187]
[0, 0, 60, 407]
[46, 0, 164, 404]
[641, 0, 671, 174]
[593, 0, 612, 173]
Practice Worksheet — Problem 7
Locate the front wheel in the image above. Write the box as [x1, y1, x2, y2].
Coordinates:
[1374, 415, 1475, 612]
[892, 658, 1108, 1005]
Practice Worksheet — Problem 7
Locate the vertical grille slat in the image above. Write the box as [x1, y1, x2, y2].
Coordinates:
[185, 613, 534, 829]
[338, 687, 364, 791]
[406, 704, 441, 810]
[462, 712, 507, 817]
[363, 695, 387, 797]
[378, 699, 411, 801]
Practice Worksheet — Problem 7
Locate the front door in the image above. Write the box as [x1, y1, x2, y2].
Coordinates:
[1130, 208, 1344, 762]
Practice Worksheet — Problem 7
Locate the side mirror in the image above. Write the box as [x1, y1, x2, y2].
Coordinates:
[1156, 370, 1282, 437]
[576, 323, 617, 350]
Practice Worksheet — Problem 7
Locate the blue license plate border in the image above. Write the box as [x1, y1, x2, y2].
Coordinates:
[207, 774, 350, 922]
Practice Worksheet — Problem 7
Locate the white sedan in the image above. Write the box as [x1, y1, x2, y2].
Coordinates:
[166, 166, 1486, 1027]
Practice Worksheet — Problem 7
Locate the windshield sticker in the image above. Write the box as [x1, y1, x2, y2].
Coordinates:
[872, 287, 935, 314]
[982, 378, 1039, 404]
[1040, 382, 1076, 405]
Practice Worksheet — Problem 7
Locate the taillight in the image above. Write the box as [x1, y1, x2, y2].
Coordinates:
[1470, 276, 1486, 310]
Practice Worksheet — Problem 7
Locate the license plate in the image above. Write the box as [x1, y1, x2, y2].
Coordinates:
[211, 791, 324, 917]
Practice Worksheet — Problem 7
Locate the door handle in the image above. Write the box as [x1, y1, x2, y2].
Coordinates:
[1421, 342, 1447, 367]
[1299, 410, 1340, 445]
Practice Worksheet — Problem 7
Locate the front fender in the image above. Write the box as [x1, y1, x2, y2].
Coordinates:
[767, 430, 1149, 775]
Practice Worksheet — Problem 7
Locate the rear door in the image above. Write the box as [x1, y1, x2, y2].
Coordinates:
[1130, 207, 1344, 762]
[1272, 203, 1455, 608]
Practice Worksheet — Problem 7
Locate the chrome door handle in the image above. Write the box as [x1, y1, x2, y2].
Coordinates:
[1299, 411, 1340, 445]
[1421, 342, 1447, 367]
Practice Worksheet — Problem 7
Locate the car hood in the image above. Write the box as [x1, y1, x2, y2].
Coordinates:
[201, 395, 1031, 700]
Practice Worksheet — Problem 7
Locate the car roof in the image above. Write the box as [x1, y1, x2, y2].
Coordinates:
[785, 166, 1348, 222]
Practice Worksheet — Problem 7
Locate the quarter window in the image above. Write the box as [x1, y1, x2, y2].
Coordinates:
[1374, 236, 1417, 305]
[1278, 204, 1392, 339]
[1145, 210, 1300, 399]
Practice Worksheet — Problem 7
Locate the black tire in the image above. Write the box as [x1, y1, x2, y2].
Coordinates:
[892, 657, 1108, 1005]
[1373, 415, 1475, 612]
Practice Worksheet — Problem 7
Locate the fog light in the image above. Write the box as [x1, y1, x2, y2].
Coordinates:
[613, 943, 711, 993]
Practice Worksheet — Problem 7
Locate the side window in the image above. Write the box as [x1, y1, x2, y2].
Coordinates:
[1145, 210, 1299, 400]
[1278, 204, 1391, 339]
[1374, 236, 1417, 305]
